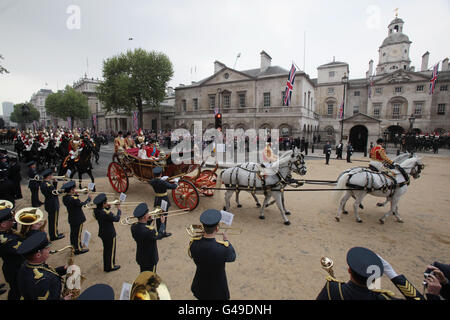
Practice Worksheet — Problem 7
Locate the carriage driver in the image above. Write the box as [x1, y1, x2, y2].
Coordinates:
[369, 138, 394, 171]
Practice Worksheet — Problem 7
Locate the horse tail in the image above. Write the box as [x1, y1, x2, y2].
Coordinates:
[334, 172, 350, 202]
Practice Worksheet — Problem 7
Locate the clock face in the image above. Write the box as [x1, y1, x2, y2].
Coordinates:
[390, 48, 401, 58]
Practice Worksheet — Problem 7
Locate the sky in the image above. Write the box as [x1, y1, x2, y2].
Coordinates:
[0, 0, 449, 114]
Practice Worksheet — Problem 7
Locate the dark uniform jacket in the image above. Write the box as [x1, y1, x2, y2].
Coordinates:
[323, 144, 332, 155]
[131, 222, 165, 267]
[62, 195, 88, 226]
[316, 275, 441, 300]
[0, 230, 24, 284]
[347, 145, 354, 155]
[94, 207, 121, 238]
[148, 178, 177, 209]
[40, 180, 59, 212]
[0, 178, 15, 205]
[7, 163, 21, 196]
[189, 237, 236, 300]
[18, 262, 66, 300]
[28, 168, 40, 191]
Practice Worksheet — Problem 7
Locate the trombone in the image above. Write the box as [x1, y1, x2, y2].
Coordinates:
[52, 188, 116, 196]
[83, 199, 126, 209]
[120, 207, 191, 225]
[185, 224, 242, 238]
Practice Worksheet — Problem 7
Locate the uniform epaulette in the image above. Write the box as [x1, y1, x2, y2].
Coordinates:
[145, 225, 155, 231]
[33, 268, 44, 280]
[371, 288, 396, 297]
[72, 196, 78, 199]
[326, 275, 345, 283]
[216, 240, 229, 247]
[187, 237, 202, 258]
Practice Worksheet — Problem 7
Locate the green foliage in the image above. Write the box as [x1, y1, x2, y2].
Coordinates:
[97, 48, 174, 128]
[0, 54, 9, 74]
[10, 103, 40, 124]
[45, 85, 90, 121]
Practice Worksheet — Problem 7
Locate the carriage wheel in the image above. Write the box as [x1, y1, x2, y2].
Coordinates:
[197, 170, 217, 197]
[107, 162, 129, 193]
[172, 180, 199, 211]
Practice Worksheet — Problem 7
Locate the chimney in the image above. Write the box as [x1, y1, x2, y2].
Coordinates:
[369, 60, 374, 77]
[421, 51, 430, 71]
[443, 58, 449, 71]
[214, 60, 226, 73]
[260, 50, 272, 73]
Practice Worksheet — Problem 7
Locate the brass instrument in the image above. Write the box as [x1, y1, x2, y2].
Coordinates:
[32, 175, 70, 182]
[320, 257, 335, 278]
[0, 200, 14, 210]
[185, 224, 242, 238]
[130, 271, 171, 300]
[50, 245, 85, 300]
[14, 207, 46, 236]
[120, 207, 190, 225]
[84, 199, 123, 209]
[73, 188, 115, 195]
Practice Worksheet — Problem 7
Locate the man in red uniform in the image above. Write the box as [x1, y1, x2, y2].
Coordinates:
[370, 138, 393, 171]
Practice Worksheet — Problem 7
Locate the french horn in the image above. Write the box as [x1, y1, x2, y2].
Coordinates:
[130, 271, 171, 300]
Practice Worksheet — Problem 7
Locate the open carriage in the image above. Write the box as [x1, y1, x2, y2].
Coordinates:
[107, 146, 218, 211]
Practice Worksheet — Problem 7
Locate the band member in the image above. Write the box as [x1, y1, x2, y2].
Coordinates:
[27, 161, 43, 207]
[148, 167, 177, 238]
[370, 138, 393, 170]
[316, 247, 441, 300]
[40, 169, 64, 241]
[0, 207, 25, 300]
[93, 193, 121, 272]
[323, 141, 332, 165]
[17, 231, 70, 300]
[77, 284, 115, 300]
[189, 209, 236, 300]
[130, 203, 166, 273]
[61, 181, 90, 255]
[114, 131, 125, 153]
[0, 169, 15, 206]
[8, 157, 22, 200]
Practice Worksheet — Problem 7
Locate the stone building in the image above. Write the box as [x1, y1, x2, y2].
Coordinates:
[30, 89, 53, 127]
[174, 51, 319, 139]
[314, 16, 450, 151]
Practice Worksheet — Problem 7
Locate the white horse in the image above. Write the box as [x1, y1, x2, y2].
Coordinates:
[217, 149, 307, 225]
[335, 155, 424, 224]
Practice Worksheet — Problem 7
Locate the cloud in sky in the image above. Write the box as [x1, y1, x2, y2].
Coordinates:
[0, 0, 449, 110]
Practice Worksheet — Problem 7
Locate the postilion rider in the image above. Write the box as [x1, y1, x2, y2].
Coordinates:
[369, 138, 394, 171]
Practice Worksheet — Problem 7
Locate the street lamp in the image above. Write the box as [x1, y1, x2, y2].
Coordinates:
[340, 73, 349, 141]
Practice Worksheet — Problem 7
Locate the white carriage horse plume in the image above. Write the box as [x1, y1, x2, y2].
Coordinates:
[216, 149, 307, 225]
[335, 154, 424, 224]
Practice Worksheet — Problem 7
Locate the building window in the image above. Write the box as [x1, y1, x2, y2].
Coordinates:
[414, 103, 422, 116]
[353, 106, 359, 115]
[193, 98, 198, 111]
[375, 88, 382, 94]
[238, 93, 246, 108]
[328, 88, 334, 95]
[327, 104, 334, 115]
[392, 103, 400, 118]
[223, 95, 230, 108]
[395, 87, 402, 93]
[354, 91, 360, 96]
[438, 104, 446, 115]
[182, 100, 187, 112]
[263, 92, 271, 107]
[416, 85, 424, 92]
[440, 85, 448, 91]
[329, 71, 335, 78]
[209, 95, 215, 109]
[373, 104, 381, 118]
[326, 127, 334, 136]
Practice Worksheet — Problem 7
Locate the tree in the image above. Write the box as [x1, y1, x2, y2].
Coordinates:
[0, 54, 9, 74]
[97, 48, 174, 129]
[10, 103, 40, 128]
[45, 85, 90, 126]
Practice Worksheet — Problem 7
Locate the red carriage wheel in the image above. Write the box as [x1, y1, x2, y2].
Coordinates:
[197, 170, 217, 197]
[107, 162, 129, 193]
[172, 180, 199, 211]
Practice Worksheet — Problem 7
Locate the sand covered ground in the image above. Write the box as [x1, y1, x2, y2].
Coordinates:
[2, 155, 450, 300]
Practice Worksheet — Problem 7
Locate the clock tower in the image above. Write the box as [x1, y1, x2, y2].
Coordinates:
[376, 16, 412, 75]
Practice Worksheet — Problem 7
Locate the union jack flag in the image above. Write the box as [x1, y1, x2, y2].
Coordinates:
[67, 117, 72, 130]
[132, 111, 139, 130]
[429, 63, 439, 95]
[92, 113, 97, 126]
[283, 64, 297, 106]
[368, 76, 374, 99]
[338, 101, 344, 119]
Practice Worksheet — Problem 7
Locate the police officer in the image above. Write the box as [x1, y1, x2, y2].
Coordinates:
[93, 193, 121, 272]
[148, 167, 177, 238]
[346, 142, 353, 163]
[27, 161, 43, 207]
[7, 157, 22, 200]
[316, 247, 441, 300]
[189, 209, 236, 300]
[16, 231, 70, 300]
[323, 141, 332, 165]
[0, 207, 25, 300]
[61, 181, 90, 255]
[40, 169, 64, 241]
[77, 283, 115, 300]
[130, 203, 166, 273]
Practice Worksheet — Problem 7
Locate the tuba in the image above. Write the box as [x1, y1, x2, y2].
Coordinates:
[130, 271, 171, 300]
[14, 207, 46, 237]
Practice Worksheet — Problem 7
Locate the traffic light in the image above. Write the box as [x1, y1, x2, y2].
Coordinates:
[215, 113, 222, 129]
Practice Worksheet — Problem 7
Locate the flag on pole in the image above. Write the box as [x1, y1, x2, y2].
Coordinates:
[338, 101, 344, 119]
[283, 64, 297, 106]
[214, 107, 219, 116]
[132, 111, 139, 130]
[92, 113, 97, 127]
[429, 63, 439, 95]
[67, 117, 72, 130]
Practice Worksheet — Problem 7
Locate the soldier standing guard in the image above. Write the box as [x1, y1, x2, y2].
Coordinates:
[40, 169, 64, 241]
[346, 142, 353, 163]
[323, 141, 332, 165]
[93, 193, 121, 272]
[0, 208, 25, 300]
[189, 209, 236, 300]
[130, 203, 166, 273]
[27, 161, 43, 207]
[148, 167, 177, 238]
[16, 231, 70, 300]
[61, 181, 90, 255]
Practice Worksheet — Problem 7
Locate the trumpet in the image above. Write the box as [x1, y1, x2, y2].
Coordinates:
[84, 199, 123, 209]
[130, 271, 171, 300]
[185, 224, 242, 238]
[15, 207, 46, 236]
[120, 207, 191, 225]
[321, 257, 335, 278]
